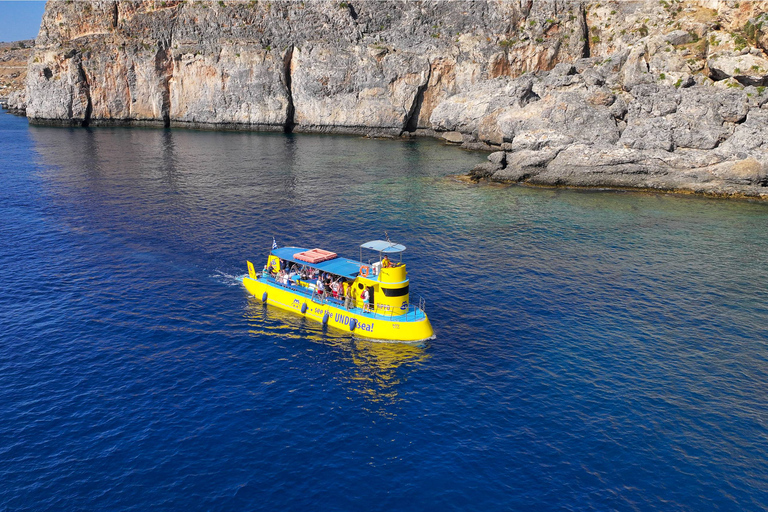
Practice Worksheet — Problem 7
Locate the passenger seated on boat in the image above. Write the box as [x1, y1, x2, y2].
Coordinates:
[382, 255, 391, 268]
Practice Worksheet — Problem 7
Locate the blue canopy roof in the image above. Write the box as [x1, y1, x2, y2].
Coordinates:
[271, 247, 363, 279]
[360, 240, 406, 253]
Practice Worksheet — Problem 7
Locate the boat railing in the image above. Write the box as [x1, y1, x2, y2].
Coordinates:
[379, 301, 427, 320]
[260, 273, 348, 307]
[259, 273, 427, 321]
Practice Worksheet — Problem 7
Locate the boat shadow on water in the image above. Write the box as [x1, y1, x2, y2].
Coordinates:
[243, 296, 431, 413]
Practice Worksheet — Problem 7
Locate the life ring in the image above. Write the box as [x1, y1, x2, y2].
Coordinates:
[359, 265, 370, 277]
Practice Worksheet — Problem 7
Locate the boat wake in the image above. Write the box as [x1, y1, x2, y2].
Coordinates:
[211, 270, 246, 287]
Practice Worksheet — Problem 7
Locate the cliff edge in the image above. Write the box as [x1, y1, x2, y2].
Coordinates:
[21, 0, 768, 199]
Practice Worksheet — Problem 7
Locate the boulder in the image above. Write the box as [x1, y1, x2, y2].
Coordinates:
[549, 62, 577, 77]
[545, 145, 666, 178]
[470, 161, 503, 178]
[717, 110, 768, 156]
[492, 148, 561, 182]
[488, 151, 506, 165]
[622, 44, 653, 90]
[703, 158, 768, 186]
[708, 52, 768, 86]
[481, 91, 620, 147]
[665, 30, 694, 46]
[6, 90, 26, 113]
[504, 130, 574, 152]
[442, 131, 464, 143]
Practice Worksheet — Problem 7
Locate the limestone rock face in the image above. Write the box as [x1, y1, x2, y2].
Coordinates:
[6, 89, 27, 114]
[26, 0, 587, 132]
[290, 44, 430, 134]
[26, 51, 92, 123]
[429, 78, 539, 138]
[170, 47, 290, 129]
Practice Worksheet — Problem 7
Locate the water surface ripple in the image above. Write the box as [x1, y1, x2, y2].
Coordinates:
[1, 113, 768, 511]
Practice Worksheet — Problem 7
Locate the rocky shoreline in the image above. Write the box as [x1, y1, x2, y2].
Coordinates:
[9, 0, 768, 200]
[459, 63, 768, 199]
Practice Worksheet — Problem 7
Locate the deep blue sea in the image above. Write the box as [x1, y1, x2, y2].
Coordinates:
[2, 110, 768, 511]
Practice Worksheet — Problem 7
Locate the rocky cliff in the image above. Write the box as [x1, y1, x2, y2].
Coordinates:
[21, 0, 768, 198]
[1, 40, 34, 113]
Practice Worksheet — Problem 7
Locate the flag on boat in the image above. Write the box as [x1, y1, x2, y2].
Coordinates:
[272, 237, 278, 249]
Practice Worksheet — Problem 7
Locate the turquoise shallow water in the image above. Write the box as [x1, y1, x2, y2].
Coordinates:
[1, 111, 768, 511]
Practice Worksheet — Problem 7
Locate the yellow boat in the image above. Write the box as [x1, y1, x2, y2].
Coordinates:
[243, 240, 434, 342]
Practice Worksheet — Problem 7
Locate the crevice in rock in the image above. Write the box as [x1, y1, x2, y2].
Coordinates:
[154, 47, 172, 128]
[347, 3, 358, 20]
[112, 1, 119, 29]
[709, 68, 730, 82]
[521, 87, 540, 106]
[580, 3, 590, 58]
[404, 62, 431, 133]
[283, 45, 295, 133]
[78, 61, 92, 127]
[155, 9, 178, 129]
[520, 0, 532, 17]
[733, 74, 768, 87]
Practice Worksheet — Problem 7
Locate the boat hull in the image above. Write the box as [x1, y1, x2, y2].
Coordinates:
[243, 276, 434, 342]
